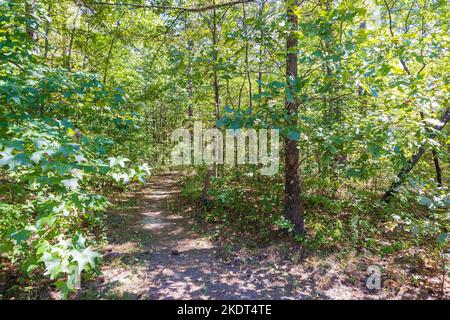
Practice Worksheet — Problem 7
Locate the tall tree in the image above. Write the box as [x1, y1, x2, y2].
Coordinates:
[283, 0, 304, 234]
[200, 0, 221, 205]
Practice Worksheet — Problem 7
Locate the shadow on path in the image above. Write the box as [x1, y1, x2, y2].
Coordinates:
[85, 173, 390, 300]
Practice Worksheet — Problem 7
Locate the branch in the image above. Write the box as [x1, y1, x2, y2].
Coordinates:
[383, 0, 412, 75]
[90, 0, 255, 12]
[382, 107, 450, 202]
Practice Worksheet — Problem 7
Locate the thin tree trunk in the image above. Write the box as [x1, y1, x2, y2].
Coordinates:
[225, 78, 236, 108]
[44, 2, 52, 60]
[82, 23, 90, 70]
[103, 38, 115, 83]
[200, 168, 213, 205]
[418, 5, 441, 188]
[103, 19, 121, 84]
[237, 78, 246, 109]
[357, 21, 367, 116]
[153, 105, 158, 143]
[325, 2, 335, 120]
[201, 1, 220, 205]
[283, 0, 304, 235]
[432, 149, 443, 188]
[184, 17, 194, 123]
[187, 39, 194, 122]
[419, 110, 444, 189]
[243, 2, 252, 109]
[257, 1, 266, 97]
[67, 6, 81, 71]
[25, 0, 38, 43]
[145, 110, 150, 144]
[382, 108, 449, 202]
[212, 4, 220, 119]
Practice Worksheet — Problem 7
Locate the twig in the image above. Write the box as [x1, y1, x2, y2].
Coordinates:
[91, 0, 255, 13]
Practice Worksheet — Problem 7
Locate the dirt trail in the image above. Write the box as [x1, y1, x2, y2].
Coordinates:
[85, 173, 388, 300]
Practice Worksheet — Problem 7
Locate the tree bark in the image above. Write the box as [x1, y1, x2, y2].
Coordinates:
[67, 6, 81, 71]
[103, 19, 122, 84]
[420, 111, 444, 189]
[212, 4, 220, 119]
[200, 168, 213, 205]
[432, 149, 443, 188]
[242, 2, 252, 109]
[283, 0, 304, 235]
[25, 0, 38, 44]
[187, 39, 194, 122]
[257, 1, 266, 97]
[153, 105, 158, 143]
[82, 23, 91, 70]
[200, 1, 220, 205]
[324, 1, 336, 121]
[44, 2, 52, 60]
[103, 37, 115, 83]
[382, 107, 449, 202]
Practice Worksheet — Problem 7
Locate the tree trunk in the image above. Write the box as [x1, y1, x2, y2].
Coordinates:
[324, 2, 335, 120]
[104, 19, 121, 84]
[257, 1, 266, 97]
[44, 2, 52, 60]
[419, 111, 444, 189]
[200, 168, 213, 205]
[242, 2, 252, 109]
[67, 6, 81, 70]
[184, 17, 194, 124]
[283, 0, 304, 235]
[103, 38, 115, 83]
[153, 105, 158, 143]
[382, 107, 449, 202]
[432, 149, 443, 188]
[82, 23, 90, 70]
[187, 39, 194, 123]
[212, 4, 220, 119]
[25, 0, 38, 48]
[200, 2, 220, 205]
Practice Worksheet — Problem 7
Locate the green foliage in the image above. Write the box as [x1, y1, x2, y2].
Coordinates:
[0, 1, 149, 298]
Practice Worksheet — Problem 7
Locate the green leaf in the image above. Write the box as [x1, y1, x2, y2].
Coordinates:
[271, 81, 285, 89]
[418, 196, 431, 207]
[23, 258, 38, 274]
[367, 144, 381, 157]
[108, 156, 130, 168]
[10, 229, 33, 244]
[30, 151, 43, 164]
[0, 148, 14, 167]
[437, 233, 448, 245]
[55, 281, 70, 300]
[287, 129, 300, 141]
[216, 118, 227, 128]
[72, 247, 100, 274]
[36, 214, 58, 229]
[61, 178, 79, 189]
[43, 258, 69, 279]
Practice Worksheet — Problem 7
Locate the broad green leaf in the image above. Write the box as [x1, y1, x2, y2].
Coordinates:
[10, 229, 33, 244]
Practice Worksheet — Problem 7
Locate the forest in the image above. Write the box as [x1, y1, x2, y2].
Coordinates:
[0, 0, 448, 300]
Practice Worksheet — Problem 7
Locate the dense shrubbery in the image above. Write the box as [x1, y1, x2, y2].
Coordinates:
[0, 1, 149, 298]
[181, 164, 448, 264]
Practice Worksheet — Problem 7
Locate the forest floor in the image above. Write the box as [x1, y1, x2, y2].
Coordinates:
[80, 172, 446, 300]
